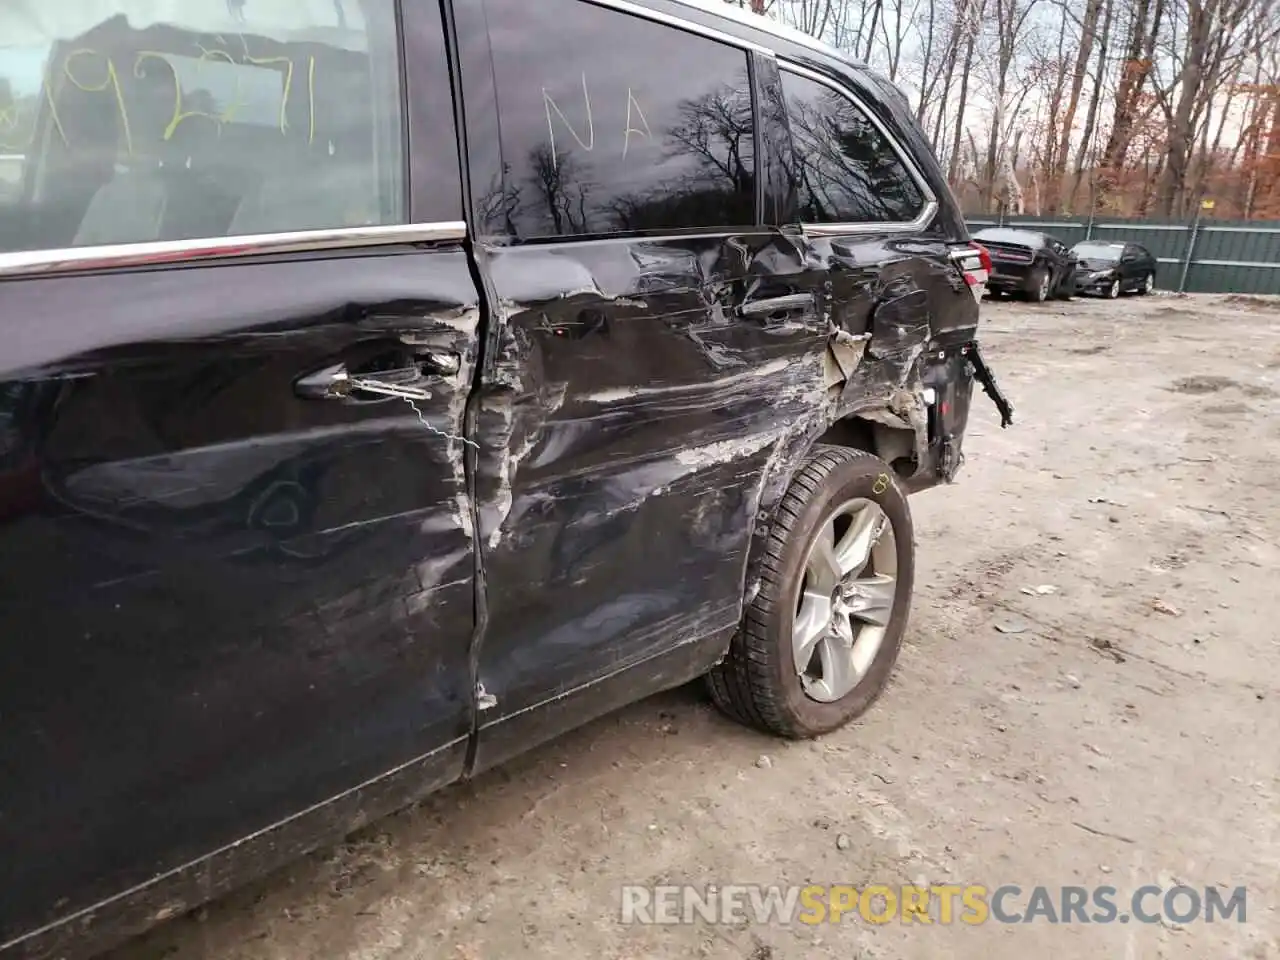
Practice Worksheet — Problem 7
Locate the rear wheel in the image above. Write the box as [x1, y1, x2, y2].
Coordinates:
[706, 447, 914, 738]
[1027, 267, 1051, 303]
[1139, 272, 1155, 295]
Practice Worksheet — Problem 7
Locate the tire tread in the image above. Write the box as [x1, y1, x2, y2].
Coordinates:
[707, 446, 901, 738]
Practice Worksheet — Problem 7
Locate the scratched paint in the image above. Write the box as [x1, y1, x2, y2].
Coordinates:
[0, 3, 1006, 955]
[0, 243, 483, 955]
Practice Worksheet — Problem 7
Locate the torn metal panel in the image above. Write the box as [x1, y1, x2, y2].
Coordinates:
[730, 228, 999, 613]
[465, 218, 1005, 772]
[468, 231, 834, 769]
[825, 329, 871, 390]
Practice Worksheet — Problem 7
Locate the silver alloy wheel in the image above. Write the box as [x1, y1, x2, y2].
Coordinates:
[1038, 272, 1051, 301]
[792, 498, 898, 703]
[1144, 273, 1155, 293]
[1108, 279, 1120, 299]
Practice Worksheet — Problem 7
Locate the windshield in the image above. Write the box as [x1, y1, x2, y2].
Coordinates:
[1073, 243, 1123, 261]
[974, 228, 1040, 247]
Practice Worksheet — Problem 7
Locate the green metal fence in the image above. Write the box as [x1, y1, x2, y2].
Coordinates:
[965, 214, 1280, 295]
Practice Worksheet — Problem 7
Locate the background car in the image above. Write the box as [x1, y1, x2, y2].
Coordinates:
[1070, 241, 1158, 298]
[972, 227, 1078, 303]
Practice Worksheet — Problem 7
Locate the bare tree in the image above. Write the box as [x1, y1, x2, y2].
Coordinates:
[730, 0, 1280, 220]
[947, 0, 985, 183]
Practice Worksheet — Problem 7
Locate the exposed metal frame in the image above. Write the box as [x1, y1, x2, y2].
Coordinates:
[0, 222, 468, 280]
[776, 61, 939, 237]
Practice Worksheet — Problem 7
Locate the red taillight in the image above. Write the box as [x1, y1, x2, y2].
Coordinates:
[974, 243, 993, 273]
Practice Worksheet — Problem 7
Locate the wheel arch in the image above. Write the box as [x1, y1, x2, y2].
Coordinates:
[732, 408, 923, 636]
[813, 414, 917, 478]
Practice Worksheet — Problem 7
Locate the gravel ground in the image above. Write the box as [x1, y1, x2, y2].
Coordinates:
[107, 292, 1280, 960]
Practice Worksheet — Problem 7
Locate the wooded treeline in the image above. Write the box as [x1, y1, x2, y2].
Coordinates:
[727, 0, 1280, 219]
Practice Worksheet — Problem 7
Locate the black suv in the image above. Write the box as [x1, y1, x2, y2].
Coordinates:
[0, 2, 1010, 956]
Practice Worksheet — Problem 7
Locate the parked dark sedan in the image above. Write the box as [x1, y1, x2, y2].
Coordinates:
[972, 227, 1079, 302]
[1071, 241, 1158, 298]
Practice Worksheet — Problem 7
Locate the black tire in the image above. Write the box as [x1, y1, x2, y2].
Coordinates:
[1026, 266, 1051, 303]
[1106, 278, 1121, 299]
[1138, 272, 1155, 295]
[706, 446, 915, 739]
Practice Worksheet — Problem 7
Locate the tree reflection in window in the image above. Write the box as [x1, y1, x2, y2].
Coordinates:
[606, 77, 754, 232]
[482, 0, 755, 239]
[782, 71, 923, 225]
[500, 73, 754, 237]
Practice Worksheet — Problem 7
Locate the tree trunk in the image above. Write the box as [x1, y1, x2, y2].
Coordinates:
[947, 2, 979, 184]
[915, 0, 939, 124]
[1065, 0, 1113, 212]
[1156, 0, 1210, 216]
[929, 12, 964, 150]
[1040, 10, 1071, 210]
[1101, 0, 1165, 176]
[1052, 0, 1104, 209]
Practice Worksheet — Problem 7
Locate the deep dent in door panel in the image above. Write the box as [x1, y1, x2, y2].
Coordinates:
[465, 225, 973, 751]
[468, 232, 834, 755]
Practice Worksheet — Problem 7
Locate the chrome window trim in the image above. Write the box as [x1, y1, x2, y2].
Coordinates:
[662, 0, 855, 63]
[778, 61, 938, 237]
[583, 0, 773, 54]
[0, 222, 468, 280]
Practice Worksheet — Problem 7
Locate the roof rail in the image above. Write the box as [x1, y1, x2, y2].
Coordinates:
[662, 0, 862, 65]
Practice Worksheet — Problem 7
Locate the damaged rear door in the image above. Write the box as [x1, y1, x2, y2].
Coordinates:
[455, 0, 832, 769]
[765, 61, 985, 485]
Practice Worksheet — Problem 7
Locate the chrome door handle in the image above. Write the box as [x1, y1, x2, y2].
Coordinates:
[295, 363, 433, 402]
[739, 293, 815, 319]
[347, 375, 433, 401]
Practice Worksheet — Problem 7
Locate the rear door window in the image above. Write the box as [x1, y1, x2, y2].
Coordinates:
[0, 0, 422, 254]
[482, 0, 756, 239]
[780, 69, 924, 225]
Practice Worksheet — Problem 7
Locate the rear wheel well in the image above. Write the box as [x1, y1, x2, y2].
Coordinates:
[815, 416, 917, 478]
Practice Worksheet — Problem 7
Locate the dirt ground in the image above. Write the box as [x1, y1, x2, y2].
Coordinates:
[107, 292, 1280, 960]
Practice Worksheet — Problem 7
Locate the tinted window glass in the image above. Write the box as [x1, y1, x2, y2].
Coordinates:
[0, 0, 412, 254]
[482, 0, 755, 239]
[1073, 243, 1122, 261]
[781, 70, 923, 224]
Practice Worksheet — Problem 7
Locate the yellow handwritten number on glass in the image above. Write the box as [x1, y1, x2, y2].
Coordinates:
[64, 50, 134, 156]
